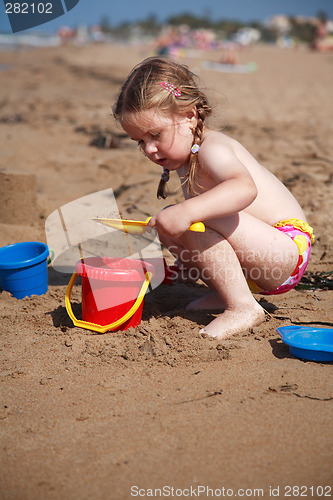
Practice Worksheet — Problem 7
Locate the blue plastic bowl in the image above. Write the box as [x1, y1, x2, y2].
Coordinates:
[277, 325, 333, 362]
[0, 242, 49, 299]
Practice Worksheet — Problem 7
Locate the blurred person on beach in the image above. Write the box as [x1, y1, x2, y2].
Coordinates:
[311, 17, 333, 52]
[112, 57, 315, 340]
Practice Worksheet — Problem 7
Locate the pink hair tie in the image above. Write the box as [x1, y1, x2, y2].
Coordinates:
[159, 81, 181, 97]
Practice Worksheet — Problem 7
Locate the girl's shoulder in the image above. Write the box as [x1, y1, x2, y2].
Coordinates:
[197, 129, 254, 180]
[201, 129, 235, 149]
[199, 129, 237, 161]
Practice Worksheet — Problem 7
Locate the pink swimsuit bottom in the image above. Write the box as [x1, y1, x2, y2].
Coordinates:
[248, 219, 315, 296]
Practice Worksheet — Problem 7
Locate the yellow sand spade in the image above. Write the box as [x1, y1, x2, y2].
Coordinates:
[92, 217, 205, 235]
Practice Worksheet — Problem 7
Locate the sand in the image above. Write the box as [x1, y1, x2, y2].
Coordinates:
[0, 43, 332, 500]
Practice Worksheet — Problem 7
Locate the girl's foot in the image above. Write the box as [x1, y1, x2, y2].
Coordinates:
[185, 292, 225, 312]
[199, 303, 265, 340]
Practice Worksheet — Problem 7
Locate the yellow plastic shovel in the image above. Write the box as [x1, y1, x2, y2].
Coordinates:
[92, 217, 205, 235]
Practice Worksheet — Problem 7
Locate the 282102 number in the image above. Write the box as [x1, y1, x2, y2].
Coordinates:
[284, 485, 332, 497]
[5, 3, 53, 14]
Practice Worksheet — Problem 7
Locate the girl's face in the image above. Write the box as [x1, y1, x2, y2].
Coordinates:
[121, 109, 196, 172]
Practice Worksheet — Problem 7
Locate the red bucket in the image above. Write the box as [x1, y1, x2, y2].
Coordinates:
[69, 257, 154, 332]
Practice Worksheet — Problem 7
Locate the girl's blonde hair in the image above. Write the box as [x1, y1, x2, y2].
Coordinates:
[113, 57, 212, 197]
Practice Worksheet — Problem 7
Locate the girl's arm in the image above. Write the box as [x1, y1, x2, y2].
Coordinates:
[150, 141, 258, 238]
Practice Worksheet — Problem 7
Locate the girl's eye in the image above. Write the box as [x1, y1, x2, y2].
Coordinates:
[151, 132, 160, 139]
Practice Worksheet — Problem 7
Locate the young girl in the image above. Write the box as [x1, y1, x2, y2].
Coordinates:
[113, 57, 315, 340]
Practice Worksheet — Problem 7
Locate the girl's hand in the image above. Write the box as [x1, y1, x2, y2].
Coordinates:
[148, 204, 193, 239]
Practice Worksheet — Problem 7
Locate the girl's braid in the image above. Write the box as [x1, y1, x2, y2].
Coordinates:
[187, 101, 212, 194]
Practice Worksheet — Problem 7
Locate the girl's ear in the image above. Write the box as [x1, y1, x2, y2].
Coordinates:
[186, 107, 198, 129]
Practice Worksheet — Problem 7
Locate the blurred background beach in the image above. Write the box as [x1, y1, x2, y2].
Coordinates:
[1, 0, 333, 52]
[0, 1, 333, 499]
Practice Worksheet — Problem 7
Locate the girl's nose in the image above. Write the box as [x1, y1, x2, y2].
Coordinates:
[144, 141, 158, 155]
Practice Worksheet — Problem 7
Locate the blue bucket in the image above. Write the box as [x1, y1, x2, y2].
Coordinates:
[0, 242, 49, 299]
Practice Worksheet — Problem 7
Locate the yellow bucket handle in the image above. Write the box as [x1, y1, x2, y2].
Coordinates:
[65, 271, 153, 334]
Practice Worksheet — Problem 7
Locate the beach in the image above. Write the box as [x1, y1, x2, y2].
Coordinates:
[0, 42, 332, 499]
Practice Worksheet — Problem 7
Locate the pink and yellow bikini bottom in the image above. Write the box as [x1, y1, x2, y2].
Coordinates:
[248, 218, 315, 296]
